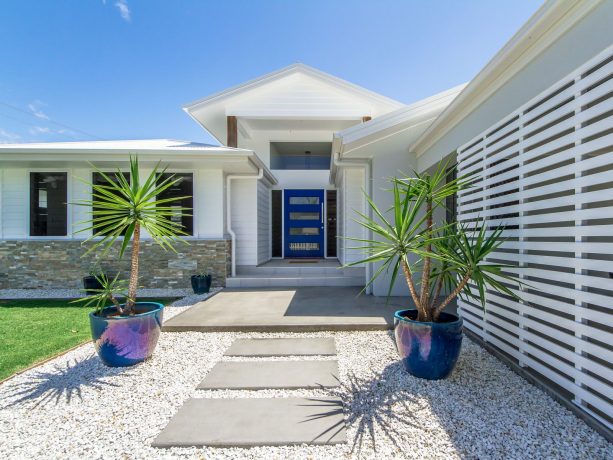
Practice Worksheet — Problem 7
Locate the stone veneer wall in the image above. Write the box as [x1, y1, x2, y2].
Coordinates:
[0, 239, 231, 290]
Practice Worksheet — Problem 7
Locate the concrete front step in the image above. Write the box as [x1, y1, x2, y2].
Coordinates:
[197, 360, 340, 390]
[226, 275, 364, 288]
[237, 265, 363, 276]
[225, 338, 337, 357]
[152, 397, 346, 447]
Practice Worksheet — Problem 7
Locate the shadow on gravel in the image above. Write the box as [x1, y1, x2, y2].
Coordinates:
[1, 354, 130, 409]
[323, 360, 427, 454]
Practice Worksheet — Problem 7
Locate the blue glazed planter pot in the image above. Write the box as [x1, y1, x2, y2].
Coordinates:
[394, 309, 463, 380]
[89, 302, 164, 367]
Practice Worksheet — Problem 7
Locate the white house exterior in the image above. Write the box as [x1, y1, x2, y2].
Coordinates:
[0, 63, 463, 292]
[0, 0, 611, 434]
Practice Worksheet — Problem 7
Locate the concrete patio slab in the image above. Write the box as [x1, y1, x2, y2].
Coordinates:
[197, 360, 340, 390]
[163, 286, 412, 332]
[152, 397, 346, 447]
[224, 337, 336, 356]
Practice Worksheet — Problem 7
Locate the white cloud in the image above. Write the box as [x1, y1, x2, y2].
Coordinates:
[28, 100, 49, 120]
[29, 126, 51, 135]
[29, 126, 76, 138]
[115, 0, 131, 22]
[0, 129, 21, 144]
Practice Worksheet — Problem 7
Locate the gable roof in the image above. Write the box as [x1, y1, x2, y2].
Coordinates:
[182, 63, 405, 144]
[183, 63, 404, 113]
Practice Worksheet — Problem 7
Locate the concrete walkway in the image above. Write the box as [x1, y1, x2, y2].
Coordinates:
[153, 337, 346, 447]
[163, 287, 411, 332]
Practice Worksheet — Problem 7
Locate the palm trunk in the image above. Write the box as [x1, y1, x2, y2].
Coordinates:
[433, 272, 471, 321]
[401, 260, 428, 321]
[420, 198, 433, 319]
[126, 223, 140, 313]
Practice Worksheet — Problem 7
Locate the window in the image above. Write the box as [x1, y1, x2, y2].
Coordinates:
[326, 190, 337, 257]
[270, 142, 332, 170]
[271, 190, 282, 257]
[30, 172, 67, 236]
[156, 173, 194, 235]
[92, 172, 130, 236]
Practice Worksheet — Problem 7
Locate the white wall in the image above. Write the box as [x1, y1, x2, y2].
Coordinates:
[340, 168, 366, 265]
[257, 180, 271, 265]
[271, 170, 333, 190]
[0, 165, 226, 240]
[230, 178, 258, 265]
[196, 169, 224, 238]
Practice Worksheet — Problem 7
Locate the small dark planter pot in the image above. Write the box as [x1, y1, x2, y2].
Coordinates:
[82, 275, 106, 295]
[89, 302, 164, 367]
[394, 309, 463, 380]
[191, 274, 212, 294]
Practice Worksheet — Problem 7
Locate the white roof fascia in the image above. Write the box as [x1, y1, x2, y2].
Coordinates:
[182, 63, 405, 112]
[334, 83, 467, 149]
[410, 0, 603, 157]
[0, 140, 278, 185]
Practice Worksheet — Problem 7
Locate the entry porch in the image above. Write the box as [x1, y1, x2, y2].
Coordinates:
[162, 286, 412, 332]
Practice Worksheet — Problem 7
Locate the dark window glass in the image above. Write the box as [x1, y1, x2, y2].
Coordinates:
[289, 196, 320, 205]
[271, 190, 282, 257]
[30, 172, 67, 236]
[326, 190, 337, 257]
[92, 172, 130, 236]
[289, 212, 319, 220]
[156, 173, 194, 235]
[289, 227, 320, 235]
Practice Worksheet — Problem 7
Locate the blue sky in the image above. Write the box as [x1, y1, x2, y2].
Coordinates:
[0, 0, 542, 145]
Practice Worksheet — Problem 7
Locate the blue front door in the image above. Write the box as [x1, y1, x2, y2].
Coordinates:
[284, 189, 325, 258]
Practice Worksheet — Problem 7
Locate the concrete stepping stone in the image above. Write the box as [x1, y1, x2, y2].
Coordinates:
[152, 397, 346, 447]
[197, 360, 339, 390]
[225, 337, 336, 357]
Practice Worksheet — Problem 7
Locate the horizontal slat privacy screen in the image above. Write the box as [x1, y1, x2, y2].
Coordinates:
[456, 44, 613, 430]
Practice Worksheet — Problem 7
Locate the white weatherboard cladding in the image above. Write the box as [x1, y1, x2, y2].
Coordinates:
[1, 168, 27, 237]
[257, 180, 271, 265]
[272, 170, 333, 190]
[231, 179, 258, 265]
[197, 169, 224, 238]
[341, 168, 366, 265]
[226, 73, 377, 119]
[456, 45, 613, 429]
[0, 166, 227, 240]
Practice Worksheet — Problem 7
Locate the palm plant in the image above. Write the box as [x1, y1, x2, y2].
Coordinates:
[346, 160, 521, 323]
[73, 156, 190, 315]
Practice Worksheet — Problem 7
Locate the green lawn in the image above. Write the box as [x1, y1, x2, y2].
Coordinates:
[0, 298, 176, 381]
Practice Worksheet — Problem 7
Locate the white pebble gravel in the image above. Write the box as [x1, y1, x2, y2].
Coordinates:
[0, 296, 609, 459]
[0, 287, 203, 300]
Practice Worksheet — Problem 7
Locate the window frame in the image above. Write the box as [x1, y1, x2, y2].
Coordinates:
[27, 169, 71, 239]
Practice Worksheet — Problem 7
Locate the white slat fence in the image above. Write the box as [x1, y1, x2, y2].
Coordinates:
[456, 44, 613, 430]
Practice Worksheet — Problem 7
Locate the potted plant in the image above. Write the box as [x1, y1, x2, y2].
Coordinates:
[346, 160, 521, 380]
[82, 262, 106, 295]
[191, 272, 212, 295]
[73, 156, 190, 367]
